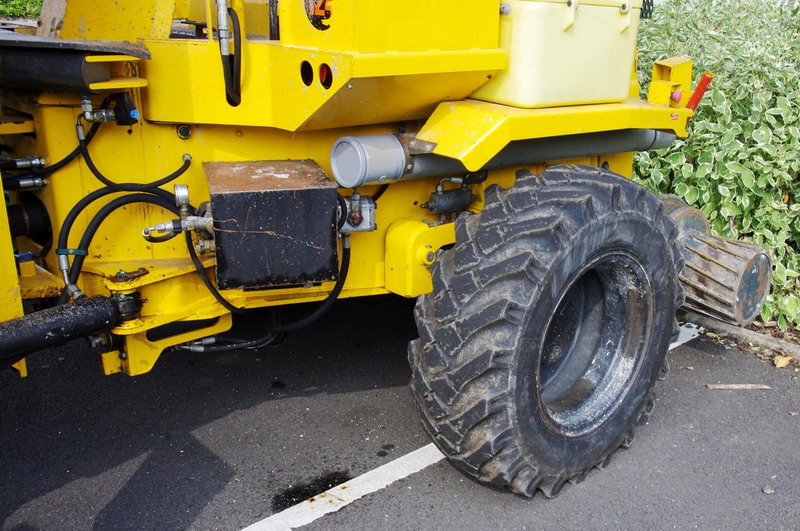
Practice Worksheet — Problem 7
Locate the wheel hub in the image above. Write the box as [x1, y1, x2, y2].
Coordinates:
[538, 251, 653, 437]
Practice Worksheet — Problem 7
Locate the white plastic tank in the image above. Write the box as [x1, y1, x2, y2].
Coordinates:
[471, 0, 643, 108]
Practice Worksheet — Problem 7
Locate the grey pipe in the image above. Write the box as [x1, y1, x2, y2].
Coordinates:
[331, 129, 676, 188]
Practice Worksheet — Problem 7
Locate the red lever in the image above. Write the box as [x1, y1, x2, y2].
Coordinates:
[686, 71, 715, 112]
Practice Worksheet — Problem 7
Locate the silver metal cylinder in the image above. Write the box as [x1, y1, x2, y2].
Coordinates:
[677, 233, 771, 325]
[330, 135, 407, 188]
[664, 197, 771, 326]
[330, 129, 677, 188]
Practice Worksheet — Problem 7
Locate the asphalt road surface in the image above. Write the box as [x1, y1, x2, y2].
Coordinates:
[1, 296, 798, 530]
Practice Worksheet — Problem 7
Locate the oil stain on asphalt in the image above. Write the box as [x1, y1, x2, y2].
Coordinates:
[271, 471, 353, 511]
[376, 444, 395, 457]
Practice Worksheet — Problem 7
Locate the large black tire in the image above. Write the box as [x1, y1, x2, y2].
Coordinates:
[409, 165, 684, 497]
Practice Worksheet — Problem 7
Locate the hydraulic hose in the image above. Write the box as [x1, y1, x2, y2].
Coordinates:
[70, 194, 180, 281]
[53, 120, 187, 280]
[57, 186, 177, 262]
[38, 121, 102, 174]
[336, 194, 348, 230]
[185, 230, 249, 315]
[2, 97, 108, 184]
[0, 296, 119, 363]
[77, 122, 192, 191]
[58, 194, 181, 303]
[220, 7, 242, 106]
[2, 123, 101, 187]
[371, 184, 390, 202]
[185, 231, 352, 333]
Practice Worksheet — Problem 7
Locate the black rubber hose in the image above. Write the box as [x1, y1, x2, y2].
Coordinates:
[220, 7, 242, 106]
[58, 194, 180, 303]
[3, 98, 107, 183]
[36, 121, 102, 175]
[186, 333, 277, 352]
[336, 194, 348, 230]
[372, 184, 390, 202]
[68, 194, 180, 284]
[184, 230, 249, 315]
[230, 8, 242, 100]
[2, 123, 102, 186]
[0, 296, 119, 363]
[265, 245, 349, 333]
[462, 171, 489, 185]
[268, 0, 280, 40]
[185, 230, 352, 332]
[147, 232, 180, 244]
[57, 187, 177, 256]
[78, 130, 191, 191]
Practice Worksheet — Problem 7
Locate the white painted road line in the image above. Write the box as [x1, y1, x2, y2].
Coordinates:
[244, 324, 702, 530]
[244, 443, 445, 531]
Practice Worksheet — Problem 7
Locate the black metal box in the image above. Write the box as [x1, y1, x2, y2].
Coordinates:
[205, 160, 339, 290]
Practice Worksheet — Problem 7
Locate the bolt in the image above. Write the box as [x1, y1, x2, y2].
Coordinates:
[500, 3, 511, 14]
[119, 351, 128, 360]
[115, 269, 128, 278]
[426, 251, 435, 262]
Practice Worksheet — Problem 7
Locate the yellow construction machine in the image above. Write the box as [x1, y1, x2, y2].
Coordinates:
[0, 0, 772, 497]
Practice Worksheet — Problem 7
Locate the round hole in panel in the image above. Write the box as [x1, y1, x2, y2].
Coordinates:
[319, 63, 333, 89]
[300, 61, 314, 86]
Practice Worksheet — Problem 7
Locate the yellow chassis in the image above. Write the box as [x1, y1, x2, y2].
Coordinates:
[0, 0, 693, 377]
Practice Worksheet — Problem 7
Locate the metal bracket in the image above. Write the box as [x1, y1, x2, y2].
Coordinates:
[564, 0, 579, 31]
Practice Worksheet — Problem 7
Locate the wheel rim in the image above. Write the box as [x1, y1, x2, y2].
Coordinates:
[537, 250, 654, 437]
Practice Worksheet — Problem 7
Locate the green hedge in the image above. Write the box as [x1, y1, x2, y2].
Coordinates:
[635, 0, 800, 329]
[0, 0, 42, 18]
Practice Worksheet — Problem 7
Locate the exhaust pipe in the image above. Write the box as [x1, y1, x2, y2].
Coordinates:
[330, 128, 677, 188]
[0, 297, 119, 364]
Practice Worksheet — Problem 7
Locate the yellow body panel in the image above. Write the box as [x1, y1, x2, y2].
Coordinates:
[57, 0, 175, 40]
[417, 98, 692, 172]
[385, 220, 456, 297]
[0, 185, 23, 323]
[648, 57, 694, 107]
[19, 263, 63, 299]
[1, 0, 695, 376]
[277, 0, 500, 54]
[0, 121, 35, 135]
[139, 39, 503, 131]
[0, 183, 25, 377]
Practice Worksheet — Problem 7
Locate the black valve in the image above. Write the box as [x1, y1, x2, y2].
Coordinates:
[422, 187, 476, 215]
[110, 92, 140, 126]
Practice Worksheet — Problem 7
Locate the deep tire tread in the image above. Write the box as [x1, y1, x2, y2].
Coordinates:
[410, 164, 683, 498]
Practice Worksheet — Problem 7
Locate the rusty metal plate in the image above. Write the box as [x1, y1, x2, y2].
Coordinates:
[205, 160, 337, 195]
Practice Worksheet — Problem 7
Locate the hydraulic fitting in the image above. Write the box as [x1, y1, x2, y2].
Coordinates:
[421, 177, 478, 215]
[340, 194, 376, 233]
[80, 95, 116, 123]
[0, 156, 46, 171]
[58, 253, 85, 301]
